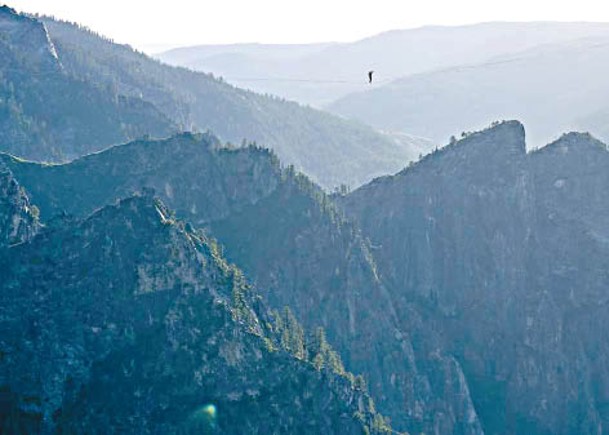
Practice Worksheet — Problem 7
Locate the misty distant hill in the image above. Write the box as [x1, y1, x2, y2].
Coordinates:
[158, 22, 609, 107]
[0, 6, 428, 189]
[44, 16, 434, 189]
[329, 35, 609, 147]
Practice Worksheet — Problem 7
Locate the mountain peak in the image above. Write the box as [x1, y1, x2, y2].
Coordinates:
[348, 120, 527, 196]
[530, 132, 609, 186]
[0, 4, 60, 66]
[0, 5, 17, 15]
[0, 5, 25, 20]
[0, 4, 33, 27]
[455, 120, 526, 151]
[81, 194, 173, 236]
[406, 120, 526, 176]
[542, 131, 608, 155]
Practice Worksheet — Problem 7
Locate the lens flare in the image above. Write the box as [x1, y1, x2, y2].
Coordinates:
[201, 404, 216, 418]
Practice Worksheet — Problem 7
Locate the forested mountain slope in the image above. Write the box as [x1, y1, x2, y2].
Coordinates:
[1, 133, 483, 434]
[32, 15, 424, 189]
[0, 189, 390, 434]
[0, 6, 175, 161]
[0, 5, 426, 189]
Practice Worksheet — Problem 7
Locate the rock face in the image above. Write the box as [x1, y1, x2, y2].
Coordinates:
[342, 121, 529, 311]
[0, 194, 388, 434]
[1, 133, 482, 434]
[0, 5, 60, 68]
[0, 163, 39, 246]
[339, 121, 609, 434]
[0, 6, 176, 161]
[206, 171, 483, 434]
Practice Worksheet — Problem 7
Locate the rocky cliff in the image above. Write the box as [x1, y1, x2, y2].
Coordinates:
[340, 121, 609, 433]
[0, 162, 39, 247]
[0, 5, 60, 68]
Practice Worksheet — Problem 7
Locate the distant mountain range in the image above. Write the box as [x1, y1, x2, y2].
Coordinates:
[158, 21, 609, 108]
[159, 22, 609, 147]
[328, 35, 609, 147]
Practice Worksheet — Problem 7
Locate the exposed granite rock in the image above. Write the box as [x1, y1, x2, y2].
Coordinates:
[0, 162, 39, 246]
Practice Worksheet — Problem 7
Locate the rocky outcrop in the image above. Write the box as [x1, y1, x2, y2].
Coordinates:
[342, 120, 530, 310]
[0, 163, 39, 247]
[0, 5, 60, 68]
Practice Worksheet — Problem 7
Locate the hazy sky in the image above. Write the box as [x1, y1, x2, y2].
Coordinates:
[9, 0, 609, 52]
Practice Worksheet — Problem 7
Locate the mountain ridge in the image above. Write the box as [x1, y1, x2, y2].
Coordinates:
[0, 192, 391, 434]
[1, 132, 483, 434]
